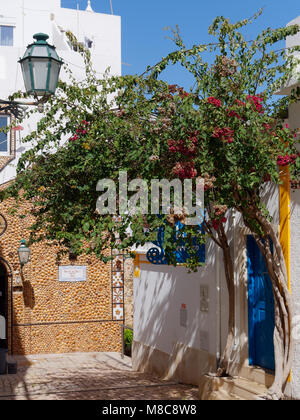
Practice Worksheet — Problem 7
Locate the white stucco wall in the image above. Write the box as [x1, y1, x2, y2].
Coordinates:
[278, 15, 300, 95]
[287, 98, 300, 399]
[290, 186, 300, 398]
[0, 0, 121, 184]
[134, 242, 218, 357]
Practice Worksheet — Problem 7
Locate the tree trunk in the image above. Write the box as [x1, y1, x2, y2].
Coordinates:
[216, 223, 236, 377]
[202, 219, 236, 378]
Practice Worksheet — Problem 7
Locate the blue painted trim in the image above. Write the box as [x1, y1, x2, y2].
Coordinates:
[146, 222, 205, 265]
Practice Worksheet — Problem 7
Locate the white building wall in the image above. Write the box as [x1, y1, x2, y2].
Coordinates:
[133, 233, 232, 385]
[290, 186, 300, 399]
[281, 16, 300, 398]
[286, 99, 300, 399]
[134, 242, 218, 356]
[0, 0, 121, 184]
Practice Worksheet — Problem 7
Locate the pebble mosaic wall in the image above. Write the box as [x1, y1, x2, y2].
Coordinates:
[0, 195, 133, 355]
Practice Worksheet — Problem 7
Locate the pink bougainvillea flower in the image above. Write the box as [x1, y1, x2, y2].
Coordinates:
[12, 125, 24, 131]
[235, 99, 246, 107]
[207, 96, 221, 108]
[263, 123, 272, 131]
[264, 174, 272, 182]
[212, 128, 222, 138]
[228, 110, 241, 119]
[169, 146, 177, 153]
[212, 127, 234, 143]
[247, 95, 264, 113]
[211, 220, 220, 230]
[180, 91, 189, 98]
[168, 136, 198, 157]
[277, 155, 289, 166]
[69, 135, 79, 142]
[211, 217, 227, 230]
[277, 154, 297, 166]
[172, 162, 197, 179]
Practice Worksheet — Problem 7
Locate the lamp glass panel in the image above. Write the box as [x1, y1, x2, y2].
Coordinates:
[32, 46, 49, 57]
[18, 248, 30, 265]
[48, 48, 60, 60]
[31, 58, 49, 91]
[21, 60, 32, 92]
[23, 48, 31, 59]
[48, 60, 61, 93]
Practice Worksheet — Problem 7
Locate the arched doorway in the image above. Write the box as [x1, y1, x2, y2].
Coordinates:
[0, 263, 8, 349]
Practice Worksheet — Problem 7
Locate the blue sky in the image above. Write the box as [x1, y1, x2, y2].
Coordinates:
[61, 0, 300, 88]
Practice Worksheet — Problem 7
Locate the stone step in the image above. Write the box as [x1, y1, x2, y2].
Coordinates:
[199, 375, 269, 400]
[208, 389, 243, 400]
[239, 365, 274, 388]
[222, 377, 268, 400]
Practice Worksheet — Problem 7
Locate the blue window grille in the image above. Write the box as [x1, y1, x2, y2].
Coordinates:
[0, 26, 13, 46]
[146, 222, 206, 265]
[0, 116, 8, 153]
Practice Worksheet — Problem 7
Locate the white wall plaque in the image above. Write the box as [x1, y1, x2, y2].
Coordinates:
[200, 285, 209, 312]
[59, 266, 87, 283]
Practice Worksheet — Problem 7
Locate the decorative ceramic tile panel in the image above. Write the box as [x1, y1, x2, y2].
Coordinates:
[113, 288, 124, 304]
[112, 272, 123, 288]
[113, 256, 123, 272]
[111, 250, 125, 321]
[113, 304, 124, 321]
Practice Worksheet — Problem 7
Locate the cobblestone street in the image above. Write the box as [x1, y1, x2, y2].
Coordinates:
[0, 352, 199, 400]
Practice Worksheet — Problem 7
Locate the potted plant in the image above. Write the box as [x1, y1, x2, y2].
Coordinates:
[124, 328, 133, 357]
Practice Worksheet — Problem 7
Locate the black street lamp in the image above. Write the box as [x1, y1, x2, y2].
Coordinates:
[0, 33, 63, 118]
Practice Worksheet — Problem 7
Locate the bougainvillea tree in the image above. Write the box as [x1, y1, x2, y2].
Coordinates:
[144, 12, 300, 399]
[4, 12, 300, 399]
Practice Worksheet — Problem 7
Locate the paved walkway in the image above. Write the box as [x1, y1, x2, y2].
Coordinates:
[0, 352, 199, 400]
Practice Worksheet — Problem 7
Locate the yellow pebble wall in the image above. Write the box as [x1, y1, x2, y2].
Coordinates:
[0, 196, 125, 355]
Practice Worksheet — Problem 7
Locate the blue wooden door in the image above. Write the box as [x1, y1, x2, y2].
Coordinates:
[247, 236, 275, 371]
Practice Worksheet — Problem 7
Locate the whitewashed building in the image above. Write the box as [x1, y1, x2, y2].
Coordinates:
[0, 0, 121, 184]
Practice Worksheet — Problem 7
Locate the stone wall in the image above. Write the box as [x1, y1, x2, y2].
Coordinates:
[0, 196, 128, 355]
